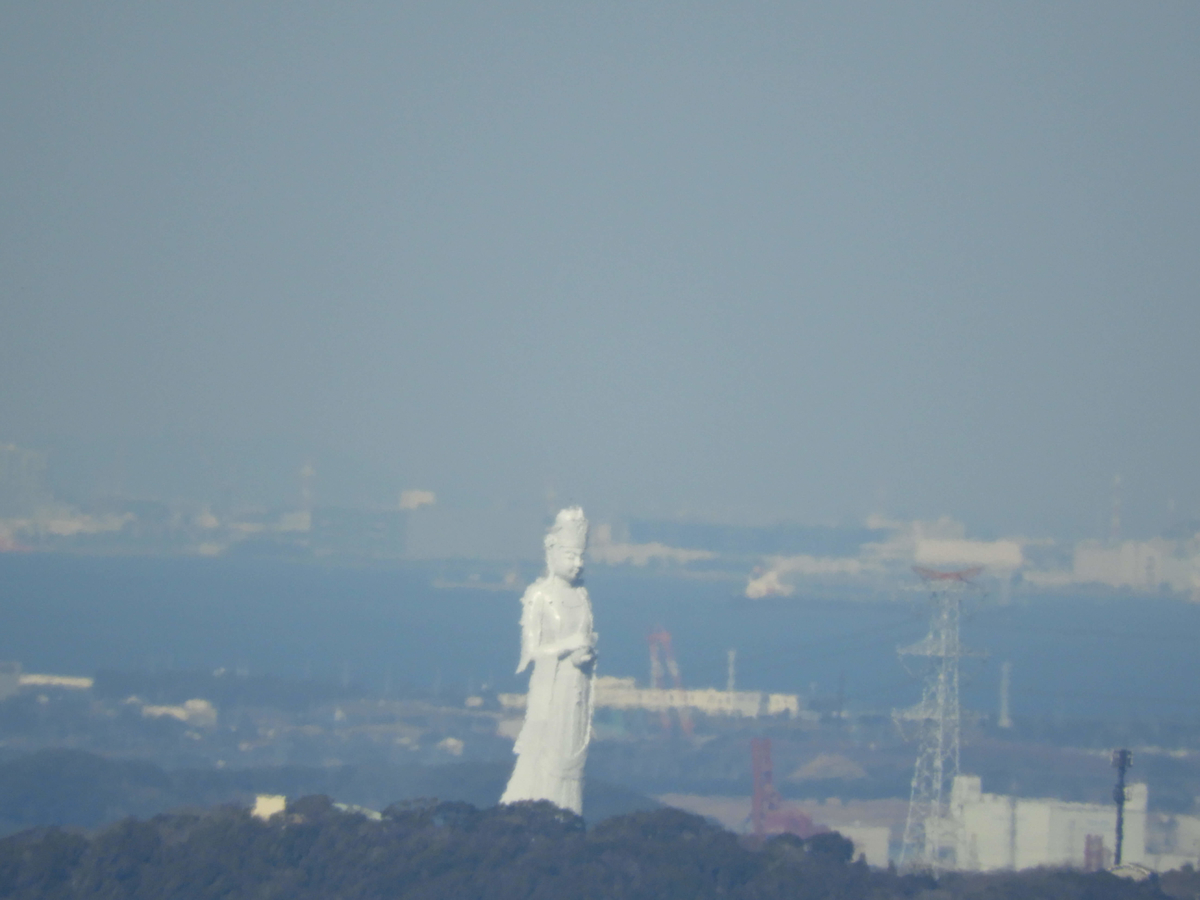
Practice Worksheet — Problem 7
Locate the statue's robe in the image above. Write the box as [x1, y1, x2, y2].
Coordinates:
[500, 577, 594, 814]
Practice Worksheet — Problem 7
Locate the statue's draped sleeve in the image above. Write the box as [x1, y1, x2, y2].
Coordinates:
[516, 584, 543, 674]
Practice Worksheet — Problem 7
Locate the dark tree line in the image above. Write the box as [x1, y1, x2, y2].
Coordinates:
[0, 797, 1183, 900]
[0, 749, 657, 836]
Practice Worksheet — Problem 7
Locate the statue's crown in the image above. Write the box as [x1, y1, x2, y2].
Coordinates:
[545, 506, 588, 551]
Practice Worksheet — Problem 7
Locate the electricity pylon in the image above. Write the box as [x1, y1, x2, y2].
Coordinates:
[895, 566, 981, 872]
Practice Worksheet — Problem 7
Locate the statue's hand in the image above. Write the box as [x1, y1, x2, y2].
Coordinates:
[568, 646, 596, 668]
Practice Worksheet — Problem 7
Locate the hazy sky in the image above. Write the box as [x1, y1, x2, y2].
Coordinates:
[2, 3, 1198, 539]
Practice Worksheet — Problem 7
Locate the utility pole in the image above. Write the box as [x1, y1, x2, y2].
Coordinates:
[1112, 749, 1133, 865]
[895, 566, 982, 872]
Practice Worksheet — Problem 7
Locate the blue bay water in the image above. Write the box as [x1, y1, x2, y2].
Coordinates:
[0, 553, 1196, 725]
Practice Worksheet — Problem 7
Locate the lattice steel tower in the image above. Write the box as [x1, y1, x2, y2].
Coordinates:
[895, 566, 981, 871]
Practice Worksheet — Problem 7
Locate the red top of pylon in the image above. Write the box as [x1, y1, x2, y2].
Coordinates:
[912, 565, 983, 583]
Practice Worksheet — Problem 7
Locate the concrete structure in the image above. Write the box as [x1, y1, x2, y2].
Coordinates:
[501, 508, 596, 815]
[951, 774, 1147, 871]
[499, 675, 805, 720]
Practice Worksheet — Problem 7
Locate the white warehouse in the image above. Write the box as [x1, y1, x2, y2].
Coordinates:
[950, 775, 1200, 873]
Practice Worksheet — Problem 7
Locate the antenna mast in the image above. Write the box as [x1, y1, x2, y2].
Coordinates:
[896, 566, 981, 871]
[1112, 749, 1133, 865]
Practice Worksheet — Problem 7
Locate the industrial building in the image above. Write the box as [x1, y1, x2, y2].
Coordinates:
[1072, 539, 1200, 595]
[950, 775, 1200, 873]
[499, 675, 804, 719]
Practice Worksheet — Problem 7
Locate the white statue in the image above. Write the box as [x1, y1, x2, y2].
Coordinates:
[500, 507, 597, 815]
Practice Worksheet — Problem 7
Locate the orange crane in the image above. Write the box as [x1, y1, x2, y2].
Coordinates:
[648, 628, 694, 738]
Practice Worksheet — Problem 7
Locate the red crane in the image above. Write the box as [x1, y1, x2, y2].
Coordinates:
[912, 565, 983, 583]
[750, 738, 821, 839]
[648, 628, 694, 738]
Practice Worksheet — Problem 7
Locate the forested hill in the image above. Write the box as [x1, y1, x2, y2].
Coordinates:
[0, 797, 1189, 900]
[0, 749, 658, 835]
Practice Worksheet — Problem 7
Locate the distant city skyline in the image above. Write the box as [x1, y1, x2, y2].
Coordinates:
[3, 4, 1198, 542]
[4, 435, 1198, 605]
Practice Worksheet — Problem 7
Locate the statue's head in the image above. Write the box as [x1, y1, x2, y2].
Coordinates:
[545, 506, 588, 584]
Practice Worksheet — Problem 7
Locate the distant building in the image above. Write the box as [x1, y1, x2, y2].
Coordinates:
[947, 775, 1195, 872]
[499, 675, 807, 720]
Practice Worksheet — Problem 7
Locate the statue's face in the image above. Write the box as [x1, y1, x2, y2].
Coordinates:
[547, 544, 584, 583]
